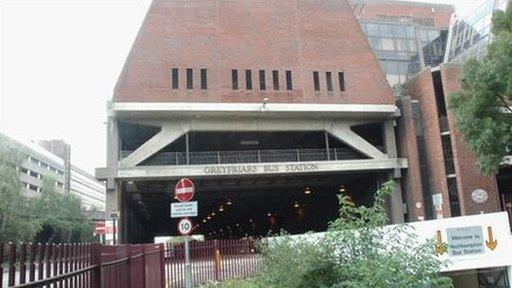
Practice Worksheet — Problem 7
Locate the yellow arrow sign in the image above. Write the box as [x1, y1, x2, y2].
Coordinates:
[486, 226, 498, 250]
[435, 230, 447, 255]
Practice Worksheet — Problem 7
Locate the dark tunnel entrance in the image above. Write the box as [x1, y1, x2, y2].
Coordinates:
[122, 171, 389, 243]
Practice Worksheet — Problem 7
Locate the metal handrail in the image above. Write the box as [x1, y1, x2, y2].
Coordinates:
[121, 147, 377, 166]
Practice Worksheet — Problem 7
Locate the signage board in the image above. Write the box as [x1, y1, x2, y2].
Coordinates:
[471, 189, 489, 204]
[410, 212, 512, 272]
[432, 193, 443, 207]
[94, 222, 106, 236]
[174, 178, 195, 202]
[171, 201, 198, 218]
[275, 212, 512, 273]
[178, 218, 193, 235]
[446, 226, 485, 256]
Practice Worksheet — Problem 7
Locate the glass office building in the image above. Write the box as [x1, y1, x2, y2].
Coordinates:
[445, 0, 509, 64]
[359, 21, 448, 87]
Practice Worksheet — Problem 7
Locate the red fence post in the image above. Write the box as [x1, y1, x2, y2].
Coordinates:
[20, 242, 27, 284]
[159, 243, 165, 288]
[142, 245, 147, 288]
[90, 243, 103, 288]
[214, 240, 220, 281]
[8, 243, 16, 287]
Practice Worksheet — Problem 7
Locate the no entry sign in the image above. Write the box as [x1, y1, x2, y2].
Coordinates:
[174, 178, 195, 202]
[94, 222, 106, 236]
[178, 218, 193, 235]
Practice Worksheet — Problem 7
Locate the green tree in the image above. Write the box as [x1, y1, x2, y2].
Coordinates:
[0, 134, 41, 242]
[204, 182, 452, 288]
[34, 176, 93, 243]
[448, 5, 512, 175]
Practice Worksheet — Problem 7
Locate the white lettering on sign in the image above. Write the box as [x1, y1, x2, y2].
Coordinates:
[176, 187, 194, 194]
[203, 163, 319, 175]
[171, 201, 198, 218]
[446, 226, 485, 256]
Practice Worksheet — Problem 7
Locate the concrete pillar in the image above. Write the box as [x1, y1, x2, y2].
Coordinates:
[389, 173, 405, 224]
[382, 120, 404, 223]
[105, 111, 119, 206]
[119, 181, 129, 244]
[383, 120, 400, 177]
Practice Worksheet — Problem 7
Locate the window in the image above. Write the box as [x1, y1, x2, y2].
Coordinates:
[272, 70, 279, 90]
[231, 69, 239, 90]
[259, 70, 266, 90]
[313, 71, 320, 91]
[200, 68, 207, 90]
[326, 72, 333, 92]
[285, 70, 293, 91]
[366, 23, 380, 36]
[186, 68, 193, 89]
[338, 72, 345, 91]
[245, 70, 252, 90]
[172, 68, 179, 89]
[381, 38, 394, 50]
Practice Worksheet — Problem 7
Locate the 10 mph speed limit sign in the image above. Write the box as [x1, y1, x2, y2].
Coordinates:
[178, 218, 193, 235]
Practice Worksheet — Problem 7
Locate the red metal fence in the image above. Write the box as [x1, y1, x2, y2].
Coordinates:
[1, 239, 262, 288]
[0, 242, 165, 288]
[165, 239, 263, 288]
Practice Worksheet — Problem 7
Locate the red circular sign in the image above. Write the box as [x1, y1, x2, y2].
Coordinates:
[177, 218, 193, 235]
[174, 178, 195, 202]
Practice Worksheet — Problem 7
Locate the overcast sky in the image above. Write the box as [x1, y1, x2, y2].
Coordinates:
[0, 0, 487, 174]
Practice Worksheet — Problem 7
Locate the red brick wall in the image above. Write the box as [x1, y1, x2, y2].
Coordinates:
[351, 0, 454, 28]
[396, 96, 425, 221]
[440, 64, 500, 215]
[114, 0, 393, 105]
[406, 68, 451, 217]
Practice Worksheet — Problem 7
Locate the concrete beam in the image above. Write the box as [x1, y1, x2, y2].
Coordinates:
[116, 158, 408, 180]
[327, 124, 387, 160]
[119, 122, 189, 168]
[112, 102, 399, 119]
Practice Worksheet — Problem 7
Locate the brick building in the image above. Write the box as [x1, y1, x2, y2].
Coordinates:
[97, 0, 407, 243]
[96, 0, 509, 243]
[95, 0, 512, 286]
[399, 0, 511, 223]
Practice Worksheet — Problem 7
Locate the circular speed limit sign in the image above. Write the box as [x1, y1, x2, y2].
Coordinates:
[178, 218, 193, 235]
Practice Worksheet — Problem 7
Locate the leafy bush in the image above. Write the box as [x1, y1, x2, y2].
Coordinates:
[209, 181, 453, 288]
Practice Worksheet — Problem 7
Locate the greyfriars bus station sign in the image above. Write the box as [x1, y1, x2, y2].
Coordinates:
[117, 159, 408, 179]
[203, 163, 319, 175]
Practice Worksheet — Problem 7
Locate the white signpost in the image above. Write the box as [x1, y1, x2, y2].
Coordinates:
[172, 178, 196, 288]
[171, 201, 198, 218]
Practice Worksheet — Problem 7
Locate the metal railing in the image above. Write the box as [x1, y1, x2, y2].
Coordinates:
[165, 239, 262, 288]
[121, 147, 377, 166]
[0, 242, 165, 288]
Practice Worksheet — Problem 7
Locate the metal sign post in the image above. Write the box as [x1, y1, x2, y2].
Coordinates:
[178, 218, 193, 287]
[184, 236, 192, 288]
[173, 178, 196, 288]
